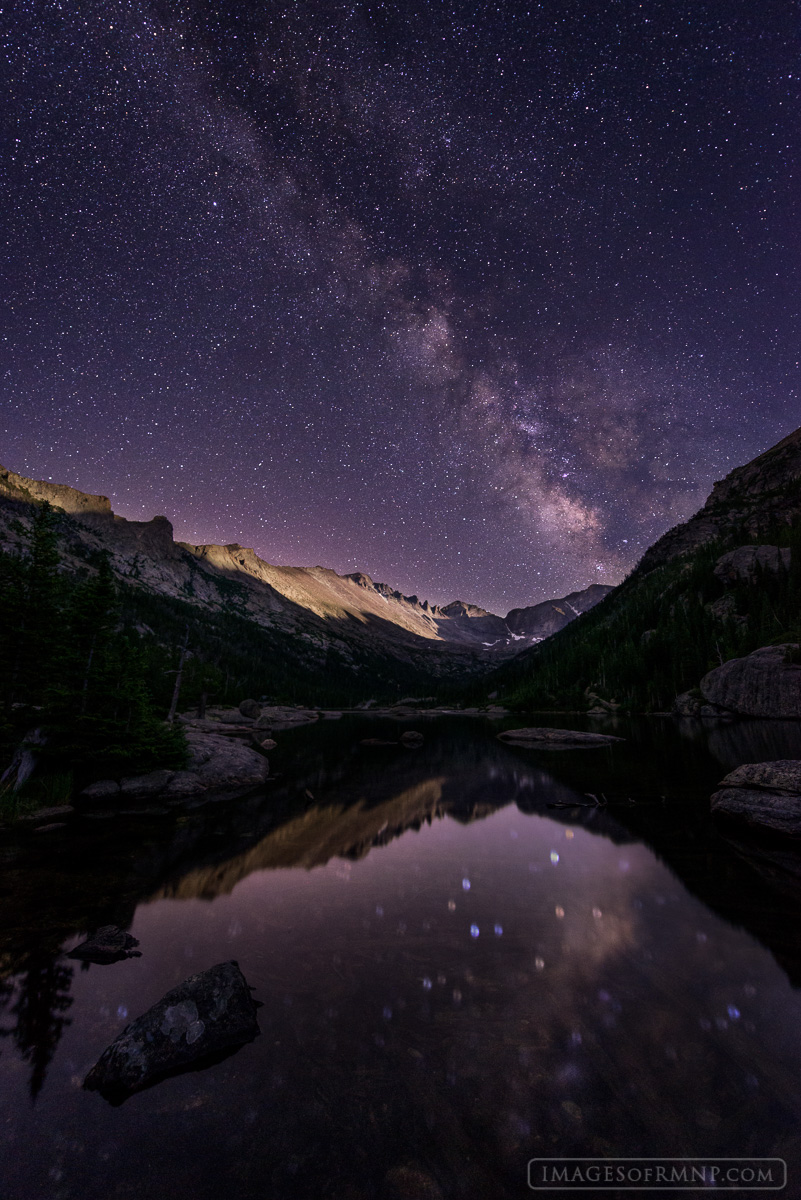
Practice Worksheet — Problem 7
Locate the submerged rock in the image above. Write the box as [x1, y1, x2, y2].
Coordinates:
[711, 760, 801, 836]
[700, 644, 801, 718]
[68, 925, 141, 964]
[498, 727, 623, 748]
[84, 960, 260, 1100]
[400, 730, 424, 748]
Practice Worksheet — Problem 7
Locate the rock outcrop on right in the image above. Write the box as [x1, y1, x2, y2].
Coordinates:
[713, 545, 790, 585]
[487, 423, 801, 713]
[711, 761, 801, 836]
[700, 645, 801, 719]
[639, 426, 801, 572]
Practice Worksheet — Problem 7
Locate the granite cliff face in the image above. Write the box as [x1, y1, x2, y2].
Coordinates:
[0, 464, 608, 679]
[638, 426, 801, 573]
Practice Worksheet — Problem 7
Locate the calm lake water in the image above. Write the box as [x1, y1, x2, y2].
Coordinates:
[2, 715, 801, 1199]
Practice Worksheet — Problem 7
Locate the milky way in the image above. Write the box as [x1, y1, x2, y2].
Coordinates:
[2, 1, 799, 612]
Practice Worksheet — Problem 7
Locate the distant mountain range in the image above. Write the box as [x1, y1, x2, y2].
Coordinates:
[0, 464, 611, 684]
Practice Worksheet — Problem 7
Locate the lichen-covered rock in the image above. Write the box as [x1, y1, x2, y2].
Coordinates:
[701, 645, 801, 718]
[84, 961, 259, 1099]
[719, 761, 801, 793]
[68, 926, 141, 964]
[711, 760, 801, 836]
[238, 699, 261, 719]
[714, 544, 790, 585]
[498, 727, 623, 748]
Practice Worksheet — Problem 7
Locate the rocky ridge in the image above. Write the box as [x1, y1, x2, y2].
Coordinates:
[0, 463, 610, 674]
[638, 426, 801, 573]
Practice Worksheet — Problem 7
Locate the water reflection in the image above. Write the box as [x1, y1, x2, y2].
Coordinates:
[0, 956, 73, 1100]
[0, 717, 801, 1198]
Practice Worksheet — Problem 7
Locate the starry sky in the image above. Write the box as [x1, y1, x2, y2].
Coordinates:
[2, 1, 799, 614]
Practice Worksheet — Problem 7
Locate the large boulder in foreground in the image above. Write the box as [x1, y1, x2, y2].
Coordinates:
[79, 729, 269, 806]
[700, 645, 801, 718]
[84, 961, 259, 1100]
[498, 728, 623, 749]
[164, 729, 269, 798]
[711, 760, 801, 836]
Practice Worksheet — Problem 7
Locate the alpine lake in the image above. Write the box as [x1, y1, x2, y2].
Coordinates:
[2, 713, 801, 1199]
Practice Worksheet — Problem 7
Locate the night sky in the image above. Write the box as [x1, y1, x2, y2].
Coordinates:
[2, 1, 799, 613]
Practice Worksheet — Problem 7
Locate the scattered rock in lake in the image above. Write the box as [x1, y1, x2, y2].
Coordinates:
[400, 730, 424, 748]
[238, 699, 261, 719]
[700, 644, 801, 718]
[714, 544, 790, 585]
[251, 735, 277, 753]
[253, 707, 318, 731]
[84, 960, 260, 1100]
[68, 925, 141, 964]
[382, 1165, 444, 1200]
[711, 760, 801, 836]
[497, 727, 623, 748]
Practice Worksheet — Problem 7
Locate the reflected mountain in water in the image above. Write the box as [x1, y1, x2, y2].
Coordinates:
[3, 715, 801, 1107]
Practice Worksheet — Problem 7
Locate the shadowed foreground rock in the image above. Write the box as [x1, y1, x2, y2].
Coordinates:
[68, 926, 141, 964]
[711, 761, 801, 836]
[85, 961, 260, 1100]
[498, 727, 623, 748]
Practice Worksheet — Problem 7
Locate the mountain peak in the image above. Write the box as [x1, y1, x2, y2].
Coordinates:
[441, 600, 492, 618]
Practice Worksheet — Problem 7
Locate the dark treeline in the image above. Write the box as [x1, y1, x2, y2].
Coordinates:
[485, 519, 801, 713]
[0, 504, 453, 804]
[0, 504, 187, 802]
